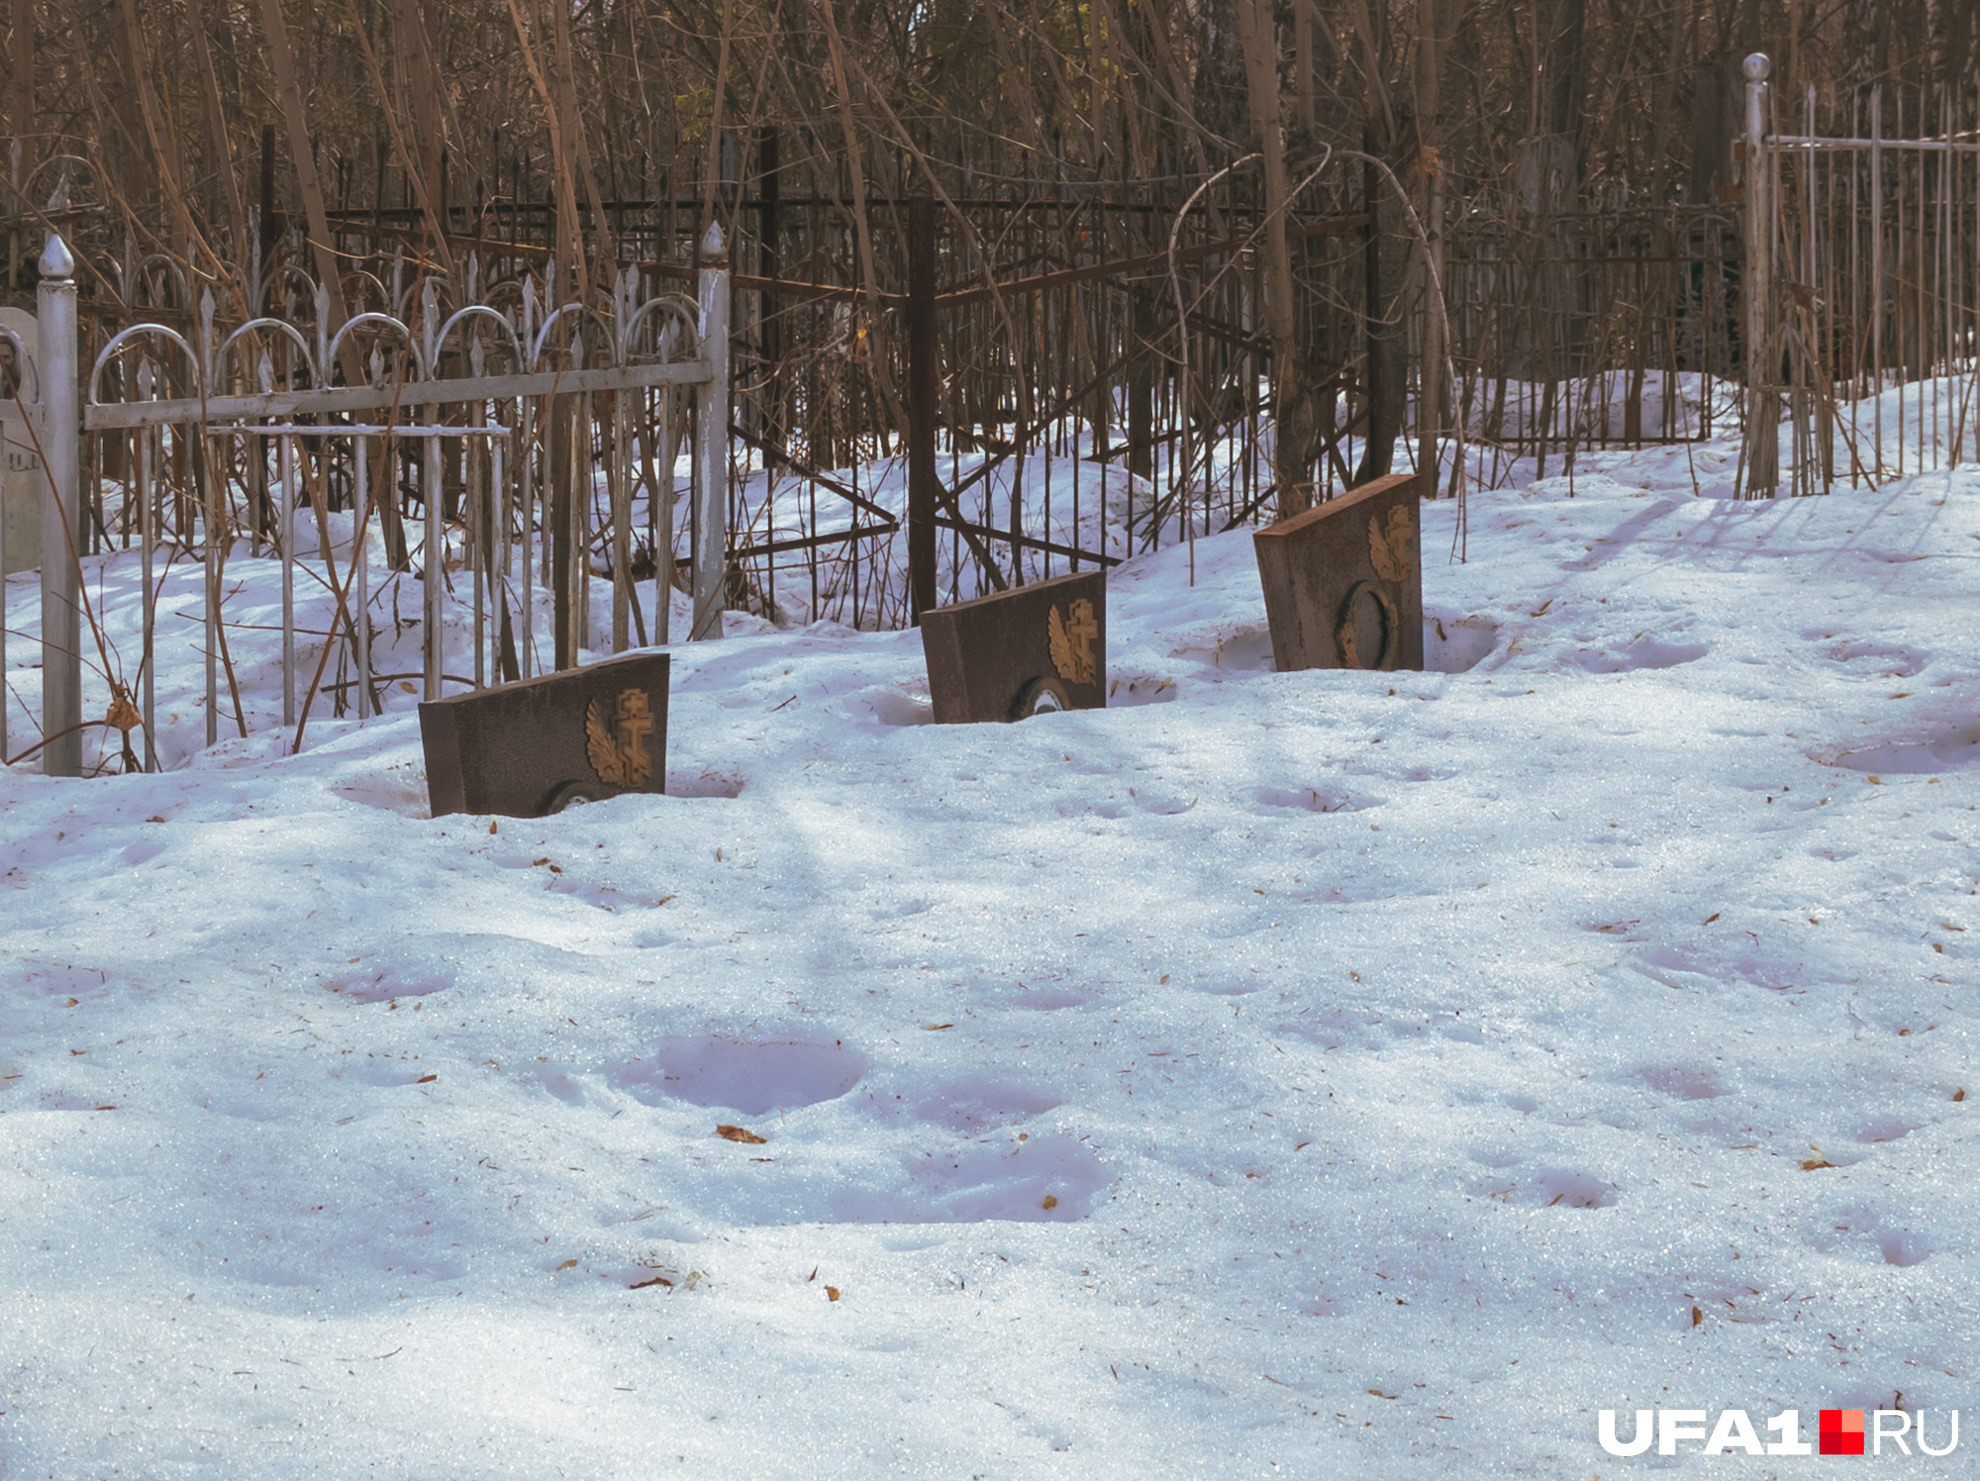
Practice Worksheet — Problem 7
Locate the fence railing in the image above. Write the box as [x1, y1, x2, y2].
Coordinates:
[3, 227, 729, 778]
[1741, 53, 1980, 496]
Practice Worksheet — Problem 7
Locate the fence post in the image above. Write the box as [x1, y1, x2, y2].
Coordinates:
[37, 232, 80, 777]
[691, 222, 729, 641]
[1740, 52, 1779, 498]
[906, 196, 938, 621]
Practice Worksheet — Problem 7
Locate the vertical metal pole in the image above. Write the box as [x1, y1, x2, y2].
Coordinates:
[691, 222, 728, 641]
[1806, 83, 1829, 491]
[36, 232, 80, 776]
[0, 417, 6, 766]
[469, 346, 487, 690]
[655, 388, 674, 646]
[520, 400, 535, 676]
[906, 195, 938, 621]
[1970, 91, 1980, 467]
[611, 383, 631, 652]
[203, 424, 218, 745]
[279, 433, 295, 727]
[138, 369, 156, 770]
[1895, 93, 1905, 479]
[424, 429, 441, 697]
[473, 430, 486, 687]
[199, 290, 219, 747]
[1943, 88, 1956, 463]
[577, 388, 592, 651]
[491, 437, 505, 683]
[1871, 88, 1884, 479]
[549, 393, 575, 668]
[1741, 53, 1778, 498]
[354, 436, 371, 718]
[0, 402, 7, 767]
[422, 278, 442, 698]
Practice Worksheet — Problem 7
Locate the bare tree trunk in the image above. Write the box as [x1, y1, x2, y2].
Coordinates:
[183, 0, 251, 276]
[549, 0, 616, 270]
[257, 0, 355, 349]
[1237, 0, 1322, 514]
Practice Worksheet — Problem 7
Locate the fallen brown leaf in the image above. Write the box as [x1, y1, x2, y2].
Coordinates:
[825, 1286, 840, 1302]
[1692, 1305, 1704, 1326]
[629, 1273, 674, 1290]
[555, 1259, 579, 1271]
[716, 1124, 767, 1144]
[1954, 1088, 1966, 1102]
[415, 1073, 437, 1084]
[923, 1022, 954, 1031]
[1041, 1194, 1059, 1210]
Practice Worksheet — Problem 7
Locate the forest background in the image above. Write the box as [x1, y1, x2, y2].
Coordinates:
[0, 0, 1972, 521]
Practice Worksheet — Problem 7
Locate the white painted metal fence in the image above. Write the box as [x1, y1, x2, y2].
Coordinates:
[2, 225, 731, 777]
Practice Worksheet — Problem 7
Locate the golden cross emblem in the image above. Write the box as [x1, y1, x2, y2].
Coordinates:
[585, 688, 654, 787]
[1048, 599, 1098, 684]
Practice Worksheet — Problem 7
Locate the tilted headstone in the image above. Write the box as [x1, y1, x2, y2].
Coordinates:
[921, 570, 1106, 723]
[1253, 472, 1424, 673]
[418, 652, 670, 817]
[0, 307, 40, 577]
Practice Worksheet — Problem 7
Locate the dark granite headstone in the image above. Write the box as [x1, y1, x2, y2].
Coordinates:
[1253, 472, 1424, 673]
[921, 570, 1107, 723]
[418, 652, 671, 817]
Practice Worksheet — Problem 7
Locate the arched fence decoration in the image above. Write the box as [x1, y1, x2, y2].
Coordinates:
[9, 225, 729, 778]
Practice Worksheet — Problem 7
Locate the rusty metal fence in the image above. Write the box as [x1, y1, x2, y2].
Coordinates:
[1740, 53, 1980, 496]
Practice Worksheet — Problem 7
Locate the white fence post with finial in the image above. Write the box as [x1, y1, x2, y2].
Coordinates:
[1740, 52, 1779, 499]
[37, 231, 80, 776]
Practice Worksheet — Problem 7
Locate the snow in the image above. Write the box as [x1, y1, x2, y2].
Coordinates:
[4, 431, 1980, 1476]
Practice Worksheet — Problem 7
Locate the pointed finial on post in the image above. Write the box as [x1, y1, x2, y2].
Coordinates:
[701, 220, 726, 262]
[39, 232, 73, 282]
[1743, 53, 1771, 82]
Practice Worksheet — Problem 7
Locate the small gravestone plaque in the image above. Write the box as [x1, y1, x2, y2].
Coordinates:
[0, 307, 40, 577]
[921, 570, 1106, 723]
[418, 652, 670, 817]
[1253, 472, 1424, 673]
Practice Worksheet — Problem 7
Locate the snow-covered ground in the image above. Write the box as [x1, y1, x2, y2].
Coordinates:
[3, 432, 1978, 1476]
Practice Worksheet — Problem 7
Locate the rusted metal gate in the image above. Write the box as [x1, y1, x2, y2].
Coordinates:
[1740, 53, 1980, 496]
